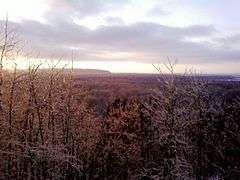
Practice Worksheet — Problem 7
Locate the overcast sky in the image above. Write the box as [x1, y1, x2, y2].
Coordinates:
[0, 0, 240, 73]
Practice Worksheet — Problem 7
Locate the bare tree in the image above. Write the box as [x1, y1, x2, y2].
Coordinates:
[0, 15, 18, 111]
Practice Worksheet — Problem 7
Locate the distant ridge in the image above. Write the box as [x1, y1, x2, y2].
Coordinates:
[10, 68, 111, 75]
[40, 69, 111, 75]
[68, 69, 111, 75]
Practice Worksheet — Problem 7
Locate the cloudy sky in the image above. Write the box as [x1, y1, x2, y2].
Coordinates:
[0, 0, 240, 73]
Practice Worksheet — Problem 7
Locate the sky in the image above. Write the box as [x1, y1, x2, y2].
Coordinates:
[0, 0, 240, 74]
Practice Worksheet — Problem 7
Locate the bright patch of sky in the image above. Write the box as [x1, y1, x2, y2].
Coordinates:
[0, 0, 239, 73]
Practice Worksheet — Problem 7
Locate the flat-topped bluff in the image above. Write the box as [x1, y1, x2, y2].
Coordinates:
[62, 69, 111, 75]
[7, 68, 111, 75]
